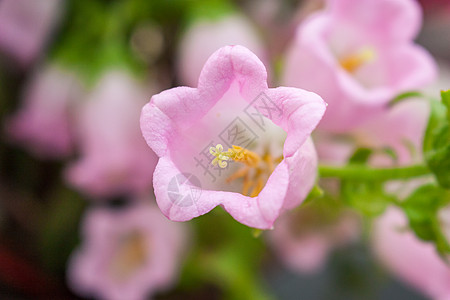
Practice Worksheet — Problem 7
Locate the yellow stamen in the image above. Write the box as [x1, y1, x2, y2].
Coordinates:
[209, 144, 279, 198]
[242, 174, 252, 196]
[274, 155, 283, 164]
[226, 166, 250, 183]
[250, 178, 264, 197]
[209, 144, 261, 168]
[339, 47, 375, 73]
[263, 153, 275, 173]
[109, 231, 147, 281]
[209, 144, 231, 168]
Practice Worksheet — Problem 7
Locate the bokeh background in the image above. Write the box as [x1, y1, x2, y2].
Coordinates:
[0, 0, 449, 299]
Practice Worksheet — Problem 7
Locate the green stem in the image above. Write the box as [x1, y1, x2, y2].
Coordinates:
[319, 164, 430, 181]
[388, 90, 424, 107]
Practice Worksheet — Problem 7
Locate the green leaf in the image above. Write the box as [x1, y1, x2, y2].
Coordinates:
[339, 147, 393, 217]
[302, 184, 324, 205]
[184, 0, 236, 26]
[402, 184, 450, 254]
[251, 228, 263, 238]
[442, 90, 450, 122]
[348, 147, 373, 164]
[341, 180, 393, 217]
[423, 90, 450, 188]
[388, 90, 424, 107]
[380, 147, 398, 163]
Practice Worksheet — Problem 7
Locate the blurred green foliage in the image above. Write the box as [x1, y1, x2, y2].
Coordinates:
[424, 90, 450, 188]
[402, 184, 450, 255]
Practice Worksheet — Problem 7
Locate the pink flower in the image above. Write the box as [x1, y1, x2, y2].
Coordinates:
[67, 202, 187, 300]
[177, 14, 267, 87]
[372, 207, 450, 300]
[283, 0, 437, 132]
[316, 98, 430, 166]
[66, 71, 158, 198]
[0, 0, 61, 66]
[5, 64, 81, 159]
[141, 45, 326, 229]
[268, 208, 360, 273]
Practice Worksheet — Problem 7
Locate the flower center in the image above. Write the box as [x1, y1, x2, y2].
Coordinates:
[339, 47, 376, 73]
[210, 144, 282, 197]
[109, 231, 148, 282]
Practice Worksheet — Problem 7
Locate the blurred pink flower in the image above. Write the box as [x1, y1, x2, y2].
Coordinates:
[283, 0, 437, 132]
[66, 71, 158, 198]
[269, 208, 360, 273]
[372, 208, 450, 300]
[177, 14, 267, 87]
[316, 98, 430, 166]
[5, 64, 81, 159]
[0, 0, 61, 66]
[141, 45, 326, 229]
[68, 202, 187, 300]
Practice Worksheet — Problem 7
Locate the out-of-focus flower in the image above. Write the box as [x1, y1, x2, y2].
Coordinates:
[372, 208, 450, 300]
[283, 0, 437, 132]
[5, 64, 81, 159]
[0, 0, 61, 66]
[177, 14, 266, 87]
[68, 202, 187, 300]
[315, 56, 450, 168]
[315, 55, 449, 167]
[65, 71, 157, 199]
[316, 98, 429, 166]
[141, 45, 326, 229]
[269, 207, 360, 273]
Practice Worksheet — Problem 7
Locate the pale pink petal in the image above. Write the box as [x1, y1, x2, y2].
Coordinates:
[268, 209, 361, 274]
[329, 0, 422, 44]
[283, 138, 318, 210]
[68, 202, 188, 300]
[5, 64, 81, 158]
[177, 14, 267, 87]
[141, 45, 326, 229]
[66, 71, 158, 198]
[269, 213, 331, 273]
[372, 208, 450, 299]
[0, 0, 61, 66]
[283, 0, 437, 132]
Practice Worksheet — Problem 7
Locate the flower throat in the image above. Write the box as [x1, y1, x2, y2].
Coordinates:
[209, 144, 282, 197]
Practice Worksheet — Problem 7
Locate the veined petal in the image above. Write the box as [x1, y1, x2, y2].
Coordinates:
[141, 45, 326, 229]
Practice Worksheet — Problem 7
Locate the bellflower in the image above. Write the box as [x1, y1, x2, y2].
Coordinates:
[268, 208, 360, 273]
[283, 0, 437, 132]
[372, 208, 450, 300]
[66, 71, 158, 198]
[141, 45, 326, 229]
[177, 14, 266, 87]
[68, 203, 187, 300]
[316, 98, 430, 166]
[5, 65, 81, 159]
[0, 0, 61, 66]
